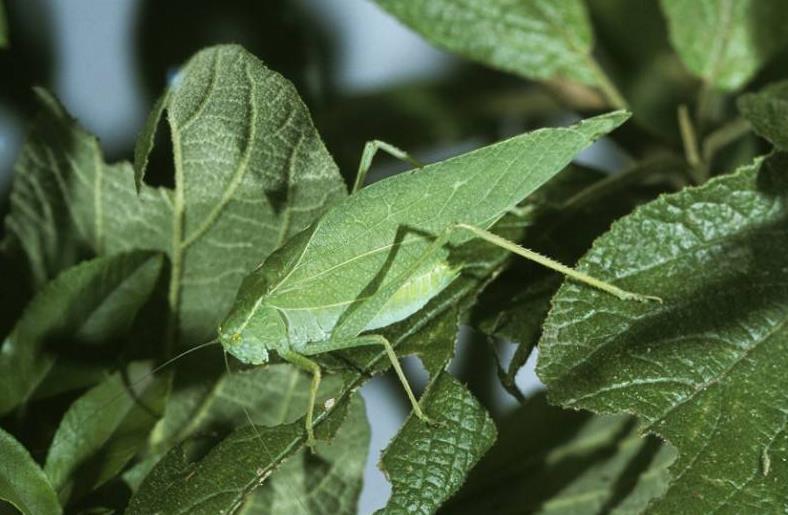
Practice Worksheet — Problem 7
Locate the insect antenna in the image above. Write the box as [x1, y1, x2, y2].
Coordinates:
[27, 339, 222, 458]
[72, 337, 222, 420]
[222, 350, 311, 513]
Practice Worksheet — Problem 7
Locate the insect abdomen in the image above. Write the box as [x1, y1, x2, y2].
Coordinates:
[365, 261, 458, 331]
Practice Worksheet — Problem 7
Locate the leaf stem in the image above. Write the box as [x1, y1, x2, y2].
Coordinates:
[166, 122, 186, 359]
[677, 105, 706, 184]
[702, 117, 751, 164]
[587, 58, 628, 110]
[561, 155, 686, 212]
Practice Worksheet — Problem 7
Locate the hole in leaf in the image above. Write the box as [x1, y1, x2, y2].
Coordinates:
[142, 114, 175, 189]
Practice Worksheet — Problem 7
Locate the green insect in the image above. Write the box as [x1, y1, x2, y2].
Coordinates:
[218, 111, 659, 446]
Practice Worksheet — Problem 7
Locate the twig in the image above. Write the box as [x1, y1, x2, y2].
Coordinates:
[678, 105, 706, 184]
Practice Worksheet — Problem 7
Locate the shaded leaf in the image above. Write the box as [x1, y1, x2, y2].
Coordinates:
[538, 155, 788, 512]
[374, 0, 602, 87]
[128, 362, 368, 514]
[378, 373, 496, 515]
[445, 392, 676, 514]
[241, 394, 369, 515]
[0, 252, 162, 415]
[588, 0, 696, 141]
[0, 427, 61, 515]
[3, 89, 151, 287]
[738, 80, 788, 150]
[43, 363, 168, 504]
[660, 0, 788, 90]
[127, 393, 363, 515]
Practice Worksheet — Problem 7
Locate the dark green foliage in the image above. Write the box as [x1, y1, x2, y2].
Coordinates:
[1, 2, 787, 513]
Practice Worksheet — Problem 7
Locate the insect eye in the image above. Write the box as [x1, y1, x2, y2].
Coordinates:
[232, 333, 242, 343]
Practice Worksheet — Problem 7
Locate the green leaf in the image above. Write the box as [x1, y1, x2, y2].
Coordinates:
[369, 263, 507, 514]
[129, 363, 368, 514]
[538, 155, 788, 512]
[373, 0, 602, 87]
[158, 43, 346, 343]
[4, 44, 348, 468]
[738, 80, 788, 150]
[660, 0, 788, 90]
[241, 394, 370, 515]
[3, 89, 146, 287]
[0, 427, 61, 515]
[127, 393, 366, 515]
[150, 358, 348, 448]
[5, 44, 346, 344]
[587, 0, 696, 141]
[473, 159, 682, 400]
[378, 373, 496, 515]
[43, 362, 168, 504]
[0, 251, 162, 415]
[445, 392, 676, 514]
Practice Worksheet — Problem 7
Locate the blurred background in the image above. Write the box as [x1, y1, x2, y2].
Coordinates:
[0, 0, 600, 512]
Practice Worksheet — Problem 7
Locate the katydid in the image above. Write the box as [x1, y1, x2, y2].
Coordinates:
[218, 110, 659, 446]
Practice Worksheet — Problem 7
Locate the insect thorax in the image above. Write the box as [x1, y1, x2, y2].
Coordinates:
[218, 302, 287, 365]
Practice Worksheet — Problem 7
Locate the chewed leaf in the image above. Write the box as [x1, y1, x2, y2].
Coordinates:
[538, 155, 788, 512]
[4, 44, 346, 345]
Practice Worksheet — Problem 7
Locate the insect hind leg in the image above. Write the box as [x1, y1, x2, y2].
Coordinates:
[354, 140, 423, 193]
[453, 223, 662, 303]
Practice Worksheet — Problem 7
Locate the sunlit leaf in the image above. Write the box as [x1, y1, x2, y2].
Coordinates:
[374, 0, 601, 87]
[538, 155, 788, 512]
[661, 0, 788, 90]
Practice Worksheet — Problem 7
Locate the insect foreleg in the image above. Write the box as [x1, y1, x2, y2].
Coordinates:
[454, 223, 662, 303]
[353, 140, 423, 193]
[301, 334, 430, 422]
[279, 350, 322, 449]
[363, 334, 429, 422]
